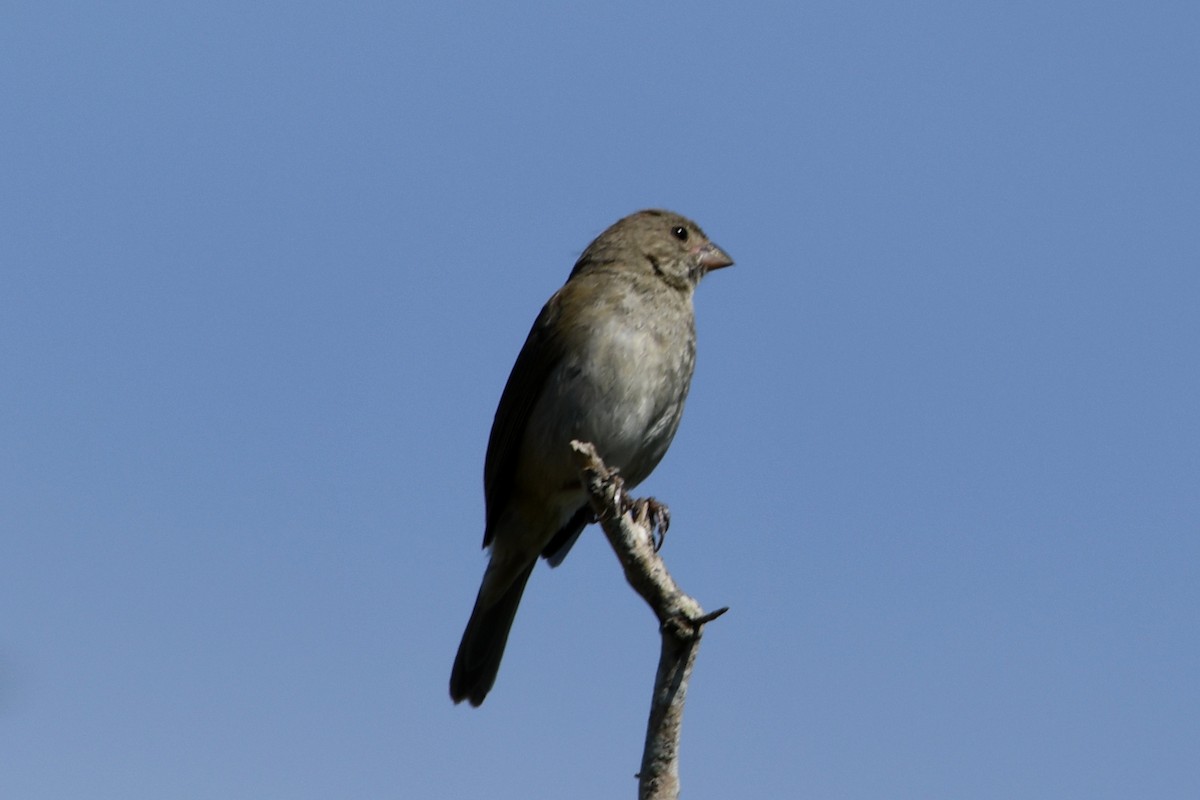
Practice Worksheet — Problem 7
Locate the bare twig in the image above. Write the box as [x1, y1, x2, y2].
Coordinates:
[570, 440, 726, 800]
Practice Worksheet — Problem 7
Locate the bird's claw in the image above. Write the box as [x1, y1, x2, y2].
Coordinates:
[623, 496, 671, 551]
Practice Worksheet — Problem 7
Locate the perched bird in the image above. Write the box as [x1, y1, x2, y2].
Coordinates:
[450, 209, 733, 706]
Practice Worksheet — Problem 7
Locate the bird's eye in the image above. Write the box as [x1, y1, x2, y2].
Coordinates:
[671, 226, 689, 242]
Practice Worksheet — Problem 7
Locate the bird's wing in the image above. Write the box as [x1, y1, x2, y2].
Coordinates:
[482, 291, 566, 548]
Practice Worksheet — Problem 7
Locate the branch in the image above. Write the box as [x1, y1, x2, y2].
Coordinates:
[570, 440, 728, 800]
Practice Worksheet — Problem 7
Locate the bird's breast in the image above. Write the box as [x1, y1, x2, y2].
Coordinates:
[534, 306, 696, 487]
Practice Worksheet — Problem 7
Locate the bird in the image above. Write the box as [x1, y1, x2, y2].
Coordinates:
[450, 209, 733, 706]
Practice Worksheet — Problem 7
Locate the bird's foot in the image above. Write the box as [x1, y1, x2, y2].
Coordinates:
[623, 496, 671, 551]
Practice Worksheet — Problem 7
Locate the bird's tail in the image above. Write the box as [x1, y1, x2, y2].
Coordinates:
[449, 560, 536, 706]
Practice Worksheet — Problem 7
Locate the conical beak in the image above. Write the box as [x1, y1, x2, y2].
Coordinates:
[698, 241, 734, 271]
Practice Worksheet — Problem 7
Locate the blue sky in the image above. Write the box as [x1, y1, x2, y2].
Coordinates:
[2, 2, 1197, 798]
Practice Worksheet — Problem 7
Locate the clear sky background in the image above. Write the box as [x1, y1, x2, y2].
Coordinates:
[2, 3, 1197, 798]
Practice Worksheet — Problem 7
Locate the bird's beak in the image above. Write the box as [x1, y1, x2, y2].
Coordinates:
[697, 242, 734, 271]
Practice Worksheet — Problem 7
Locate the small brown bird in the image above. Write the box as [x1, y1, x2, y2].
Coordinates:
[450, 209, 733, 706]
